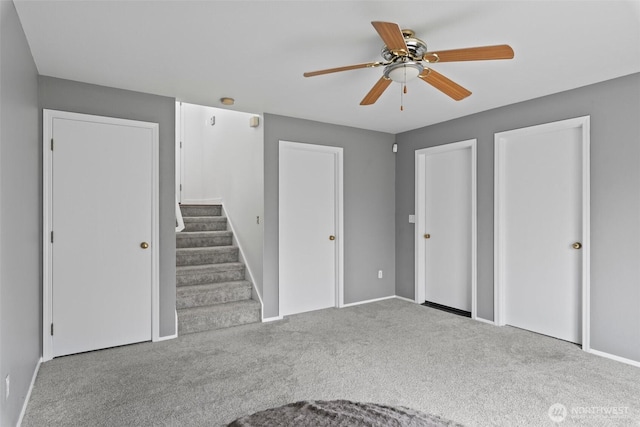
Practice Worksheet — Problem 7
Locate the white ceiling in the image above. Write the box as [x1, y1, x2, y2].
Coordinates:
[14, 0, 640, 134]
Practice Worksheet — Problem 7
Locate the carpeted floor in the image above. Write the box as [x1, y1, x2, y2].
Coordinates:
[22, 299, 640, 426]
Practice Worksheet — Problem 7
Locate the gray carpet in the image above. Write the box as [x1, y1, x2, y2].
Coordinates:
[22, 299, 640, 426]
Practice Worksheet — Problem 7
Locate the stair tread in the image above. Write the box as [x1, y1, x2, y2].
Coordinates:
[179, 205, 222, 217]
[176, 246, 238, 253]
[177, 280, 251, 292]
[177, 230, 232, 236]
[183, 216, 226, 221]
[177, 299, 260, 315]
[176, 262, 244, 273]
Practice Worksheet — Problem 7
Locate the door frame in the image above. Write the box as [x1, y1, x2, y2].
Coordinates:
[494, 116, 590, 350]
[42, 109, 160, 361]
[415, 139, 478, 319]
[278, 140, 344, 316]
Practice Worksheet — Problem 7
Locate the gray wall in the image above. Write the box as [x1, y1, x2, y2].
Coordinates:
[396, 73, 640, 363]
[39, 76, 177, 337]
[263, 114, 396, 318]
[0, 1, 41, 425]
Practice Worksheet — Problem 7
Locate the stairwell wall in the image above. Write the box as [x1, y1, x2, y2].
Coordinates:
[38, 76, 177, 338]
[178, 103, 264, 300]
[263, 114, 396, 319]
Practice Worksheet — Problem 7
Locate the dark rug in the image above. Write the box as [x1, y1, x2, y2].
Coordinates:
[228, 399, 464, 427]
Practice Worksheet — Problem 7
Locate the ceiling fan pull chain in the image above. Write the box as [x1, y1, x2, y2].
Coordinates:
[400, 67, 406, 111]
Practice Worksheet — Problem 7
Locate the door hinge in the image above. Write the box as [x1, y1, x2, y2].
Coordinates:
[179, 184, 182, 191]
[50, 231, 54, 243]
[51, 138, 54, 151]
[180, 141, 182, 148]
[50, 323, 54, 336]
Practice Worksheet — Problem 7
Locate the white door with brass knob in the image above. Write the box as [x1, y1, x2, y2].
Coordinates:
[279, 141, 343, 316]
[495, 116, 589, 345]
[44, 110, 158, 360]
[416, 140, 476, 315]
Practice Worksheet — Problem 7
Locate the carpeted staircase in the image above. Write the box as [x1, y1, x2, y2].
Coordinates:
[176, 204, 261, 335]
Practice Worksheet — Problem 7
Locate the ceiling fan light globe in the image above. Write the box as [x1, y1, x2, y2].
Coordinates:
[384, 62, 423, 83]
[388, 65, 419, 82]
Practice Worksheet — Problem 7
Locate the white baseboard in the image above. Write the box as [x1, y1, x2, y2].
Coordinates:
[587, 348, 640, 368]
[474, 317, 496, 325]
[394, 295, 417, 303]
[262, 315, 284, 323]
[156, 310, 178, 341]
[17, 357, 42, 426]
[341, 295, 396, 308]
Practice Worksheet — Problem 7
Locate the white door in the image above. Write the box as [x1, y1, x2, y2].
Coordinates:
[495, 117, 590, 344]
[47, 112, 157, 358]
[416, 141, 476, 314]
[279, 141, 343, 316]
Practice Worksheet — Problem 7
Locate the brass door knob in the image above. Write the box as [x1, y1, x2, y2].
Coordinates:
[329, 235, 335, 241]
[424, 234, 431, 239]
[572, 242, 582, 250]
[140, 242, 149, 249]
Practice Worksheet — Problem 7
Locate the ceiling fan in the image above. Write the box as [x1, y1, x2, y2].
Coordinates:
[303, 21, 514, 108]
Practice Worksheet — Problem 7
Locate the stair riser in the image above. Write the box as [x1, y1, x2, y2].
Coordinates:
[177, 269, 245, 286]
[176, 248, 239, 266]
[177, 285, 252, 309]
[183, 219, 227, 232]
[176, 235, 232, 248]
[180, 205, 221, 217]
[178, 307, 260, 335]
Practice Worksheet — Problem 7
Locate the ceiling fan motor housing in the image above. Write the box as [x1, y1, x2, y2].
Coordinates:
[381, 30, 428, 82]
[381, 31, 428, 62]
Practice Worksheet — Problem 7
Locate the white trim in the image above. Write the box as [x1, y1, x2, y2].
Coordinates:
[181, 197, 222, 205]
[17, 357, 41, 427]
[155, 310, 179, 341]
[278, 140, 344, 317]
[42, 110, 160, 361]
[341, 295, 396, 308]
[219, 203, 266, 321]
[474, 317, 496, 326]
[175, 196, 185, 232]
[494, 116, 591, 349]
[414, 139, 478, 318]
[176, 101, 183, 204]
[581, 118, 591, 352]
[587, 349, 640, 368]
[394, 295, 418, 303]
[262, 315, 284, 323]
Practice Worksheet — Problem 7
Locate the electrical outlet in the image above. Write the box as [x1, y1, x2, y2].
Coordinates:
[5, 374, 9, 400]
[378, 270, 383, 279]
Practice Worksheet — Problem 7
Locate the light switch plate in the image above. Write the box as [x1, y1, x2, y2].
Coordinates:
[409, 215, 415, 223]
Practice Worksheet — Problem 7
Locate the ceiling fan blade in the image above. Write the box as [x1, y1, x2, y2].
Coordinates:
[419, 69, 472, 101]
[303, 62, 382, 77]
[371, 21, 408, 56]
[360, 77, 392, 105]
[423, 44, 514, 63]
